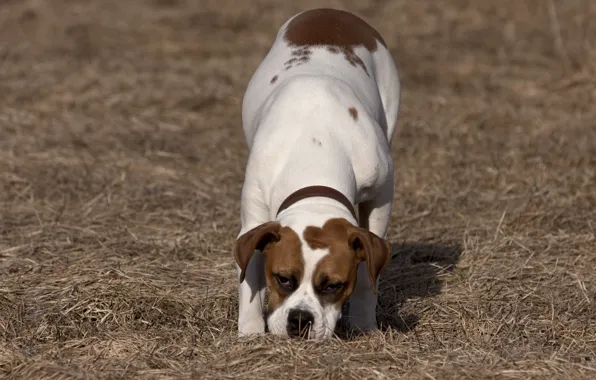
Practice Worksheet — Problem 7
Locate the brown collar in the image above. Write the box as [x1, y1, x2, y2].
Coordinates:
[276, 185, 357, 220]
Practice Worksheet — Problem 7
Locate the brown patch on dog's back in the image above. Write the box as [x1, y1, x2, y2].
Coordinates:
[263, 227, 304, 313]
[348, 107, 358, 121]
[284, 9, 386, 50]
[283, 9, 386, 75]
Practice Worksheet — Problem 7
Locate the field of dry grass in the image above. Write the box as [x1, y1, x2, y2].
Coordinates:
[1, 0, 595, 379]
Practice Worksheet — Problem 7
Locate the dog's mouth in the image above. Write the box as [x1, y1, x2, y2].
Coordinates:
[264, 319, 315, 339]
[288, 321, 314, 339]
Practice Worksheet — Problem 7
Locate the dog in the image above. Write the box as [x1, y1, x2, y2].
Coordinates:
[234, 8, 400, 340]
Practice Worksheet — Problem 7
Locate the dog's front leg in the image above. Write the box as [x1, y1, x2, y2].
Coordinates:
[348, 263, 380, 332]
[236, 178, 270, 336]
[237, 250, 267, 336]
[349, 173, 394, 332]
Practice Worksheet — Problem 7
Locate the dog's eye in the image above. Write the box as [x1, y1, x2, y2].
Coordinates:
[322, 282, 344, 293]
[274, 274, 295, 290]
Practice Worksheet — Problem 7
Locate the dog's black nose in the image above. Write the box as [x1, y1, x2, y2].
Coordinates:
[287, 309, 314, 337]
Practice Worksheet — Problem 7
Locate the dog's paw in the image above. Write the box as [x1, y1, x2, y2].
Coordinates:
[237, 319, 266, 338]
[345, 314, 379, 333]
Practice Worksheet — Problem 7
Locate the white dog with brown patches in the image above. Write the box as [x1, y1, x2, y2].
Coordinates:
[234, 8, 400, 340]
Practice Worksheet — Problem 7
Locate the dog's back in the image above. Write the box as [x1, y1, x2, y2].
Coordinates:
[242, 8, 400, 150]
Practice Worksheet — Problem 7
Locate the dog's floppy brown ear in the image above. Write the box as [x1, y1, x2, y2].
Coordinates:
[348, 227, 391, 294]
[234, 222, 281, 283]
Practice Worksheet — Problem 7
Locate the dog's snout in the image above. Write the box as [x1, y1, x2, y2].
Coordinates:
[287, 309, 314, 337]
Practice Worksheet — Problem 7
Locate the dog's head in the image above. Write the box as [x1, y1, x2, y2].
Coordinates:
[234, 218, 390, 340]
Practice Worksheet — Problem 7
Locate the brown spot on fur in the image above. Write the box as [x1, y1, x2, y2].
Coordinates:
[263, 227, 304, 314]
[285, 9, 386, 50]
[292, 47, 312, 57]
[270, 75, 278, 84]
[284, 9, 386, 75]
[286, 48, 312, 70]
[348, 107, 358, 120]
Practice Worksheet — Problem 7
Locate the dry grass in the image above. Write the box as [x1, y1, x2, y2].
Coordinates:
[1, 0, 595, 379]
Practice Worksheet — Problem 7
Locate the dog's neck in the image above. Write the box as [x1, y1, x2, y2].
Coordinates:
[277, 186, 357, 220]
[275, 186, 358, 228]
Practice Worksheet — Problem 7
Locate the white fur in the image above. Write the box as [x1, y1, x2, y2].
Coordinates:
[237, 10, 400, 339]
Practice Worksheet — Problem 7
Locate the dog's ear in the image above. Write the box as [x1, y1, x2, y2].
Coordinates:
[234, 222, 281, 283]
[347, 227, 391, 294]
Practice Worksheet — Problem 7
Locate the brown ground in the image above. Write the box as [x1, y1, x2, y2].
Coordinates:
[1, 0, 595, 379]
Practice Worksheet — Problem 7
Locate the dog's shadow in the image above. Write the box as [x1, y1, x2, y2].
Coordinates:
[338, 240, 462, 338]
